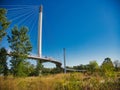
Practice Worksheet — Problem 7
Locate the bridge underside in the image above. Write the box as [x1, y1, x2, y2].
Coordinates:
[28, 56, 62, 67]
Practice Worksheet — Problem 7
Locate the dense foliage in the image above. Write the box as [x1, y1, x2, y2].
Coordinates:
[101, 57, 114, 77]
[35, 61, 43, 76]
[0, 48, 8, 76]
[0, 8, 10, 41]
[7, 26, 32, 77]
[0, 8, 9, 77]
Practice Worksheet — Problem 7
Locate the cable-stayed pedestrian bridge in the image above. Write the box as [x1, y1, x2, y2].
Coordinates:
[1, 5, 62, 68]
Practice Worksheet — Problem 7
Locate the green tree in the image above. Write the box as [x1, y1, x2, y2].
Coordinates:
[101, 57, 114, 77]
[0, 47, 8, 76]
[7, 26, 32, 77]
[42, 68, 51, 75]
[23, 61, 36, 76]
[73, 64, 84, 70]
[88, 60, 99, 73]
[50, 67, 62, 74]
[0, 8, 10, 41]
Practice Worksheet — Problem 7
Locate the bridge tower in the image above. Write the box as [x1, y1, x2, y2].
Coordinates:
[38, 5, 43, 57]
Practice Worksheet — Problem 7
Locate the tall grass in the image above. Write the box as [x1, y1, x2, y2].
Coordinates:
[0, 73, 120, 90]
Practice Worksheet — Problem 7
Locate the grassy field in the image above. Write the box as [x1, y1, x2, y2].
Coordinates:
[0, 73, 120, 90]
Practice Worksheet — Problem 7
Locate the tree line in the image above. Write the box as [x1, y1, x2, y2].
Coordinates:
[67, 58, 120, 77]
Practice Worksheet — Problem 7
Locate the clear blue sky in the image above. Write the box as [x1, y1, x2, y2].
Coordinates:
[0, 0, 120, 67]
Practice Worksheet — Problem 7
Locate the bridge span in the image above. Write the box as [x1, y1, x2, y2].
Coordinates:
[28, 55, 62, 67]
[6, 52, 62, 67]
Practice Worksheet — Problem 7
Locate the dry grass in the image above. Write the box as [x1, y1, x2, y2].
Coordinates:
[0, 73, 120, 90]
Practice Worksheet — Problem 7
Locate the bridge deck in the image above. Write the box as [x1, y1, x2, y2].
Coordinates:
[28, 55, 62, 67]
[6, 52, 62, 67]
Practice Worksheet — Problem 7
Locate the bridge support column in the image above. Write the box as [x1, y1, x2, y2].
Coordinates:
[38, 5, 43, 57]
[36, 60, 43, 76]
[63, 48, 66, 73]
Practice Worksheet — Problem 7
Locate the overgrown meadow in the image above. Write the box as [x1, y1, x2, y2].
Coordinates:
[0, 72, 120, 90]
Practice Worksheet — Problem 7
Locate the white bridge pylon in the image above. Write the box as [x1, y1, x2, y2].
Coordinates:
[38, 5, 42, 57]
[29, 5, 62, 67]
